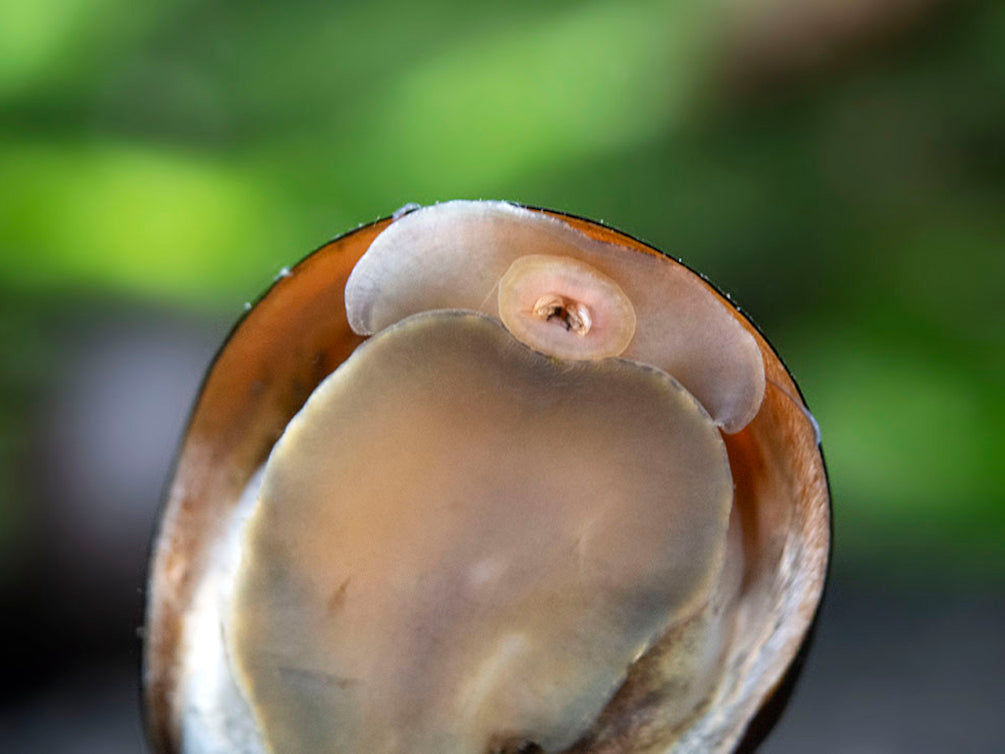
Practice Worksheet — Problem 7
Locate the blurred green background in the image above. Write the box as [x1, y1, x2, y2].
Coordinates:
[0, 0, 1002, 751]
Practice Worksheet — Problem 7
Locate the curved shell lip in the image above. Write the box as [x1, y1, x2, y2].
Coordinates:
[142, 200, 833, 753]
[141, 213, 393, 751]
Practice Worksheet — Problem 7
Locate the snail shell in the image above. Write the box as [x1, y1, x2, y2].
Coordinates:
[144, 201, 830, 753]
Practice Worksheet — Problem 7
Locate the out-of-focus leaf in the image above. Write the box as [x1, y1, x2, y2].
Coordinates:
[0, 140, 292, 306]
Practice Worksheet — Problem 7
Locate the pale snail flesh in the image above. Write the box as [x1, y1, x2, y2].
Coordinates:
[144, 201, 831, 754]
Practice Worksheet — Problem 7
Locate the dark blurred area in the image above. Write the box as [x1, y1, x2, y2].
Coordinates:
[0, 0, 1001, 751]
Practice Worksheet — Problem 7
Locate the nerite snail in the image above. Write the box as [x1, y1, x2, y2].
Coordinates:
[144, 200, 830, 754]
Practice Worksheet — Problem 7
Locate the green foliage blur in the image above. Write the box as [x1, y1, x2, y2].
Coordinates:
[0, 0, 1002, 579]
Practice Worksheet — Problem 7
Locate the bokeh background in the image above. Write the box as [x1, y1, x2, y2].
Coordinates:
[1, 0, 1002, 751]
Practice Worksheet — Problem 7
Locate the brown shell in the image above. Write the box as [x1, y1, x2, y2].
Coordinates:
[143, 207, 831, 753]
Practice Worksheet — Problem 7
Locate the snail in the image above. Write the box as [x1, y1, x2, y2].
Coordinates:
[143, 201, 830, 754]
